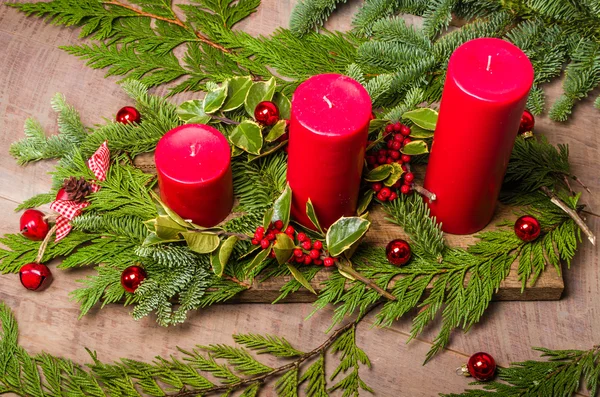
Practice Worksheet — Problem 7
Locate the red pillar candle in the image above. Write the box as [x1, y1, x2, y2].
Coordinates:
[287, 74, 372, 229]
[424, 38, 534, 234]
[155, 124, 233, 227]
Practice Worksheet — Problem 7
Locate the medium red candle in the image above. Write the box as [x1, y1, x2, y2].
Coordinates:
[155, 124, 233, 227]
[424, 38, 534, 234]
[287, 74, 372, 229]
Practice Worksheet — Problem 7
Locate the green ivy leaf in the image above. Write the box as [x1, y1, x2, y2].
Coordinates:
[176, 99, 211, 124]
[245, 77, 276, 116]
[182, 232, 220, 254]
[230, 120, 263, 155]
[326, 217, 371, 257]
[286, 263, 317, 294]
[402, 108, 438, 130]
[306, 199, 324, 235]
[155, 216, 186, 240]
[271, 184, 292, 229]
[211, 236, 238, 277]
[204, 81, 229, 114]
[274, 233, 295, 265]
[272, 92, 291, 120]
[222, 76, 253, 112]
[409, 125, 435, 139]
[265, 120, 287, 142]
[364, 164, 393, 182]
[401, 140, 429, 155]
[357, 190, 374, 215]
[384, 162, 404, 186]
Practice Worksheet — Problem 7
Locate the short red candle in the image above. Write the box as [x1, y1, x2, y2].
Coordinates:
[424, 38, 534, 234]
[287, 74, 372, 229]
[155, 124, 233, 227]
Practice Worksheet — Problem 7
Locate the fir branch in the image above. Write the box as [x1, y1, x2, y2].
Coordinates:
[290, 0, 348, 37]
[15, 193, 56, 212]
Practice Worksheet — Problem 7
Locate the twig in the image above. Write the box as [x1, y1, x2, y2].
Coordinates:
[582, 209, 600, 218]
[222, 275, 251, 289]
[103, 0, 231, 54]
[571, 175, 592, 194]
[336, 258, 397, 301]
[210, 115, 240, 125]
[540, 186, 596, 246]
[34, 224, 58, 264]
[413, 184, 436, 202]
[563, 175, 575, 195]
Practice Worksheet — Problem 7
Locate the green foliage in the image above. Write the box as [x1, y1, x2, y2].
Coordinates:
[289, 0, 348, 36]
[443, 346, 600, 397]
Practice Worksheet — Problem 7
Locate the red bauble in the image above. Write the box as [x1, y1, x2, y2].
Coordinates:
[385, 239, 411, 266]
[20, 209, 49, 241]
[19, 263, 52, 291]
[254, 101, 280, 126]
[514, 215, 541, 242]
[467, 352, 496, 381]
[116, 106, 141, 124]
[55, 188, 70, 201]
[120, 265, 147, 293]
[518, 109, 535, 134]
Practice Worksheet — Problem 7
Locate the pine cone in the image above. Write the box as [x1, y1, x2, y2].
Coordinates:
[62, 176, 93, 202]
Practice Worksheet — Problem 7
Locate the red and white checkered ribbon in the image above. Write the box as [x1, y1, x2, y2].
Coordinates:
[50, 141, 110, 241]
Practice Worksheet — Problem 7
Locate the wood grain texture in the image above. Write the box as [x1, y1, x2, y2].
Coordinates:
[0, 1, 598, 396]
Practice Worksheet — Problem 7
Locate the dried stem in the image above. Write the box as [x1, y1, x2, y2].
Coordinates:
[540, 186, 596, 246]
[413, 184, 436, 202]
[336, 258, 397, 301]
[210, 115, 240, 125]
[222, 275, 251, 289]
[34, 224, 58, 264]
[571, 175, 592, 194]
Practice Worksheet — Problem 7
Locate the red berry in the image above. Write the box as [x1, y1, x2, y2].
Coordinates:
[313, 259, 323, 266]
[302, 241, 312, 250]
[254, 101, 280, 126]
[385, 124, 394, 133]
[376, 192, 387, 201]
[378, 149, 387, 157]
[400, 125, 411, 136]
[366, 156, 376, 166]
[403, 137, 412, 145]
[55, 187, 70, 201]
[297, 233, 307, 242]
[386, 157, 394, 164]
[324, 257, 335, 267]
[404, 172, 415, 183]
[393, 134, 404, 142]
[392, 180, 402, 188]
[260, 239, 270, 249]
[372, 182, 383, 192]
[294, 248, 304, 258]
[401, 154, 411, 163]
[401, 164, 408, 171]
[116, 106, 141, 124]
[295, 255, 304, 263]
[256, 226, 265, 236]
[120, 265, 146, 293]
[20, 209, 49, 241]
[251, 238, 259, 245]
[390, 150, 400, 159]
[377, 155, 387, 165]
[269, 250, 276, 258]
[391, 141, 402, 150]
[285, 226, 295, 235]
[386, 140, 394, 148]
[274, 220, 284, 230]
[266, 232, 276, 241]
[389, 192, 398, 201]
[401, 185, 412, 195]
[303, 255, 313, 265]
[393, 122, 402, 132]
[313, 240, 323, 250]
[19, 263, 52, 291]
[379, 187, 392, 199]
[309, 249, 320, 259]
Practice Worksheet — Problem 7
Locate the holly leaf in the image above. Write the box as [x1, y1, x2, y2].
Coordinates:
[272, 92, 291, 120]
[245, 77, 276, 116]
[230, 120, 263, 155]
[402, 108, 438, 130]
[151, 192, 194, 229]
[401, 140, 429, 155]
[204, 81, 228, 114]
[306, 199, 324, 235]
[263, 208, 274, 230]
[326, 217, 371, 257]
[364, 164, 393, 182]
[182, 232, 220, 254]
[409, 125, 435, 139]
[155, 216, 186, 240]
[368, 118, 388, 133]
[271, 184, 292, 229]
[357, 190, 374, 215]
[265, 120, 287, 142]
[211, 236, 238, 277]
[274, 233, 295, 265]
[142, 232, 181, 246]
[176, 99, 211, 124]
[248, 140, 287, 162]
[384, 162, 404, 186]
[222, 76, 253, 112]
[286, 263, 317, 294]
[248, 247, 271, 275]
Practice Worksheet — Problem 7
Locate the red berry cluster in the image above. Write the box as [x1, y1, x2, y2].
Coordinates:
[365, 122, 415, 201]
[251, 222, 336, 267]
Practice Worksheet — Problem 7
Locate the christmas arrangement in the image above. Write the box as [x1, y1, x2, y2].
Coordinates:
[1, 0, 599, 395]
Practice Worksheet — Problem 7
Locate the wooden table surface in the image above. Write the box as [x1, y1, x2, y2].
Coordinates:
[0, 1, 598, 396]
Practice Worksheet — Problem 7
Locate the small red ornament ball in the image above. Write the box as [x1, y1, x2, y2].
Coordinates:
[254, 101, 280, 126]
[20, 209, 49, 241]
[116, 106, 141, 124]
[514, 215, 541, 242]
[385, 239, 412, 266]
[19, 263, 52, 291]
[467, 352, 496, 381]
[121, 265, 147, 293]
[518, 109, 535, 134]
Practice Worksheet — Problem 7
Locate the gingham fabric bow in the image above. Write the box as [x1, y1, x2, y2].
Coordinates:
[50, 141, 110, 241]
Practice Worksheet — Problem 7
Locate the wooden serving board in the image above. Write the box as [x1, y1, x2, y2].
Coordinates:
[134, 154, 564, 303]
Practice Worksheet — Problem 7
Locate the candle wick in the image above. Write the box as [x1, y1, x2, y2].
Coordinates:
[486, 55, 492, 72]
[190, 143, 197, 157]
[323, 95, 333, 109]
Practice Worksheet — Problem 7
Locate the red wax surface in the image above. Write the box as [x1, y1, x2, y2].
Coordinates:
[287, 74, 372, 229]
[155, 124, 233, 227]
[424, 38, 534, 234]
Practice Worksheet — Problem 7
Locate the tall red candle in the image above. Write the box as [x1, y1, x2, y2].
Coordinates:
[287, 74, 372, 229]
[424, 38, 534, 234]
[155, 124, 233, 227]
